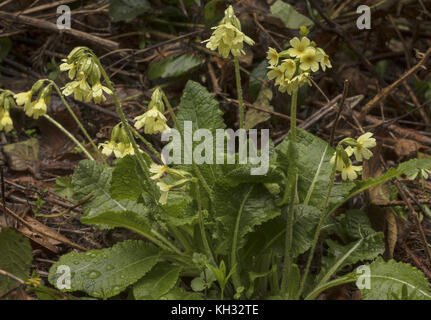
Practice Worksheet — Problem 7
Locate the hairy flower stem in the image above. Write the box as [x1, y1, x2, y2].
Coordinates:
[131, 127, 162, 162]
[43, 114, 94, 160]
[233, 57, 245, 129]
[48, 80, 106, 164]
[161, 92, 213, 201]
[91, 54, 151, 178]
[296, 149, 339, 299]
[280, 89, 298, 297]
[231, 185, 254, 292]
[196, 184, 216, 266]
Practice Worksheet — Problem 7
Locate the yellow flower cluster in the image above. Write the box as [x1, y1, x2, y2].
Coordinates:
[134, 88, 169, 135]
[0, 90, 15, 132]
[203, 5, 254, 58]
[330, 132, 376, 181]
[99, 123, 135, 159]
[14, 81, 51, 119]
[266, 29, 331, 95]
[60, 47, 112, 104]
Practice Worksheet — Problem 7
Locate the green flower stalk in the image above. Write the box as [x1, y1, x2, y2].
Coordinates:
[266, 26, 333, 297]
[203, 5, 254, 129]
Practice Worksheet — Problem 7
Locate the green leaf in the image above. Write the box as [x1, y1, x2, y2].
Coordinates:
[214, 184, 280, 255]
[109, 0, 151, 22]
[110, 155, 149, 201]
[159, 286, 203, 300]
[133, 262, 181, 299]
[48, 240, 160, 299]
[177, 80, 226, 133]
[277, 129, 349, 208]
[176, 80, 226, 187]
[270, 1, 313, 29]
[204, 0, 227, 26]
[314, 211, 384, 290]
[148, 54, 203, 80]
[72, 160, 113, 216]
[0, 228, 32, 294]
[291, 205, 321, 258]
[80, 204, 154, 241]
[72, 160, 150, 223]
[53, 176, 75, 200]
[277, 129, 431, 213]
[360, 257, 431, 300]
[0, 38, 12, 63]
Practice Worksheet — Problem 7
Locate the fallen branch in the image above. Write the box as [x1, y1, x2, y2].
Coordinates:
[0, 11, 119, 51]
[359, 47, 431, 120]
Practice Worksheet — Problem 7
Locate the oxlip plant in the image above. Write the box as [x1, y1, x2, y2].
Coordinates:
[4, 7, 431, 300]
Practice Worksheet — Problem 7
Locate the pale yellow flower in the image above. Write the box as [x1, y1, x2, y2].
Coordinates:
[278, 77, 298, 95]
[157, 181, 172, 205]
[150, 162, 168, 180]
[99, 141, 117, 157]
[114, 142, 135, 158]
[287, 37, 311, 58]
[91, 82, 112, 104]
[408, 168, 431, 180]
[0, 110, 13, 132]
[330, 147, 353, 171]
[26, 98, 47, 119]
[317, 48, 332, 71]
[134, 106, 169, 135]
[267, 65, 285, 85]
[341, 163, 362, 181]
[62, 76, 91, 102]
[299, 47, 321, 72]
[280, 59, 296, 79]
[59, 60, 77, 80]
[353, 132, 376, 162]
[204, 22, 254, 58]
[14, 90, 33, 109]
[267, 47, 279, 67]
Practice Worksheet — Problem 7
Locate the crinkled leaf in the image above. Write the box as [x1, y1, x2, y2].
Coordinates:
[360, 257, 431, 300]
[109, 0, 151, 22]
[133, 262, 181, 299]
[72, 160, 150, 224]
[314, 212, 384, 290]
[48, 240, 159, 299]
[177, 80, 226, 133]
[214, 183, 280, 255]
[159, 191, 199, 226]
[291, 205, 321, 258]
[0, 228, 32, 294]
[110, 155, 150, 201]
[148, 54, 203, 80]
[53, 176, 74, 200]
[80, 202, 153, 239]
[176, 80, 226, 187]
[270, 1, 313, 29]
